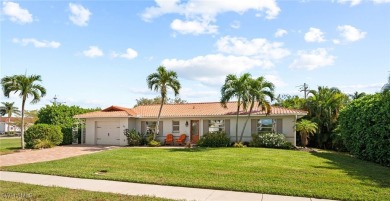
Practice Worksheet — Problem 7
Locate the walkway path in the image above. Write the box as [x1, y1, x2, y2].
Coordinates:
[0, 145, 117, 167]
[0, 171, 335, 201]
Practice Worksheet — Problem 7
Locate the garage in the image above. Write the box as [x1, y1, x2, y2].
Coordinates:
[96, 121, 121, 145]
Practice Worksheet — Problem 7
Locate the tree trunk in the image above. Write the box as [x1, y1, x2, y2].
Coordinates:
[235, 97, 241, 143]
[239, 100, 254, 142]
[7, 114, 11, 134]
[301, 132, 307, 148]
[21, 98, 26, 149]
[154, 96, 165, 140]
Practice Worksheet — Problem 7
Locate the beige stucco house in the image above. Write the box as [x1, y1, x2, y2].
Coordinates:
[74, 102, 307, 146]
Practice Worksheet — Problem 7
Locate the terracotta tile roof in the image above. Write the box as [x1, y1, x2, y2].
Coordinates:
[133, 102, 307, 117]
[74, 102, 307, 118]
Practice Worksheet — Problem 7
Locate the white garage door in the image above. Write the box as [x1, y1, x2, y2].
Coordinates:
[96, 121, 120, 145]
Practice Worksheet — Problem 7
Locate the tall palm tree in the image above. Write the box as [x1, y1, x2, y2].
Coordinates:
[296, 119, 318, 148]
[239, 76, 275, 142]
[220, 73, 251, 143]
[147, 66, 181, 140]
[1, 74, 46, 149]
[0, 102, 21, 133]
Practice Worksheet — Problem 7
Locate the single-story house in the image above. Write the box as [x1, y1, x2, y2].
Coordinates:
[0, 117, 34, 134]
[74, 102, 307, 146]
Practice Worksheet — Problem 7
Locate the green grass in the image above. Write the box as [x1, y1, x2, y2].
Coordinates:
[0, 181, 173, 201]
[1, 148, 389, 201]
[0, 138, 21, 155]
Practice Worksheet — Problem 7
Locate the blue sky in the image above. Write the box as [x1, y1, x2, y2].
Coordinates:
[1, 0, 389, 110]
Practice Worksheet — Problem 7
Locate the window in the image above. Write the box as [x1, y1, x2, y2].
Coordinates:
[208, 120, 225, 132]
[257, 119, 275, 133]
[172, 121, 180, 133]
[146, 121, 157, 135]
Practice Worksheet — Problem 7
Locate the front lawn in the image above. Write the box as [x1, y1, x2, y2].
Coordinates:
[1, 148, 389, 201]
[0, 180, 173, 201]
[0, 138, 21, 155]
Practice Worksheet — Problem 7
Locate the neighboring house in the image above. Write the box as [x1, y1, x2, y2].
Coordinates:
[0, 117, 34, 134]
[74, 102, 307, 146]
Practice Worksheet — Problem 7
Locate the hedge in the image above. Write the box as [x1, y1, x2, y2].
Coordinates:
[339, 92, 390, 166]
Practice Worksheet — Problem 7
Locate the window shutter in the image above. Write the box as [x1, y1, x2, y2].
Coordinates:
[251, 119, 258, 134]
[141, 121, 146, 133]
[276, 119, 283, 133]
[159, 121, 163, 135]
[203, 120, 209, 134]
[224, 119, 230, 136]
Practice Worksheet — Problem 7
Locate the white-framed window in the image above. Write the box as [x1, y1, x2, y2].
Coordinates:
[172, 121, 180, 133]
[146, 121, 157, 135]
[257, 119, 276, 133]
[208, 120, 225, 132]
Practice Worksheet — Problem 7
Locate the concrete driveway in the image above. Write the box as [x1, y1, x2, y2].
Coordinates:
[0, 145, 117, 167]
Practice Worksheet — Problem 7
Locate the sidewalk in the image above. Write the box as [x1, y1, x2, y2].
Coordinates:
[0, 171, 334, 201]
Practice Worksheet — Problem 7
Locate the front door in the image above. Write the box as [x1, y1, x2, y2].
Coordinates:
[190, 120, 200, 144]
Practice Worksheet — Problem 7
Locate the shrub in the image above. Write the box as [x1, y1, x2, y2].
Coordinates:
[233, 142, 246, 148]
[123, 129, 149, 146]
[339, 93, 390, 166]
[61, 127, 73, 145]
[33, 139, 55, 149]
[197, 131, 230, 147]
[24, 124, 63, 149]
[123, 129, 141, 146]
[250, 133, 293, 149]
[148, 140, 161, 147]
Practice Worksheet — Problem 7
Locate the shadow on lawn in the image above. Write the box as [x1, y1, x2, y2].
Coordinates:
[167, 147, 211, 152]
[311, 152, 390, 188]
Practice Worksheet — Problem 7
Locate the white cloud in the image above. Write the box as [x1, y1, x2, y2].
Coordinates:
[216, 36, 290, 61]
[338, 83, 384, 93]
[112, 48, 138, 60]
[230, 20, 240, 29]
[372, 0, 390, 3]
[274, 29, 288, 38]
[12, 38, 61, 48]
[170, 19, 218, 35]
[142, 0, 280, 35]
[83, 46, 103, 58]
[162, 54, 264, 85]
[290, 48, 335, 70]
[264, 74, 287, 87]
[69, 3, 91, 26]
[337, 0, 362, 6]
[332, 39, 341, 44]
[304, 28, 325, 43]
[2, 1, 33, 24]
[337, 25, 366, 42]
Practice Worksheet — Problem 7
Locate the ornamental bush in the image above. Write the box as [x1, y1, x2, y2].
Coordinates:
[197, 131, 230, 147]
[339, 92, 390, 166]
[24, 124, 63, 149]
[250, 133, 293, 149]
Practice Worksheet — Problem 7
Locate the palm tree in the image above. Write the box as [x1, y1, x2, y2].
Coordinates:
[147, 66, 181, 140]
[1, 74, 46, 149]
[349, 91, 366, 100]
[306, 87, 348, 148]
[296, 119, 318, 148]
[220, 73, 251, 143]
[239, 76, 275, 142]
[0, 102, 21, 133]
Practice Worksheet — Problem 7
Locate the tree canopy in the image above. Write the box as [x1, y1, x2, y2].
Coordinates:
[134, 96, 187, 107]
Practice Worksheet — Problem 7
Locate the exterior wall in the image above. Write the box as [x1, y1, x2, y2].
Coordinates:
[84, 118, 129, 146]
[83, 115, 298, 146]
